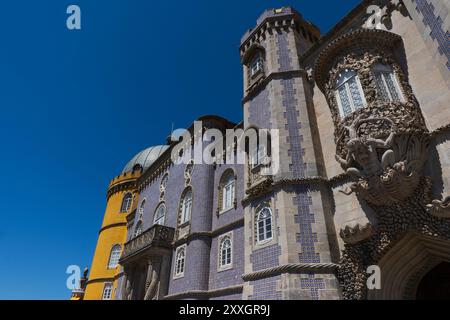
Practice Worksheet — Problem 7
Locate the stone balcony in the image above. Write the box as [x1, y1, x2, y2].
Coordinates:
[120, 224, 175, 264]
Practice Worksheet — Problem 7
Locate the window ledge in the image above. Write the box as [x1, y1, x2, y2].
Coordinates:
[218, 207, 234, 215]
[173, 273, 185, 280]
[217, 265, 233, 273]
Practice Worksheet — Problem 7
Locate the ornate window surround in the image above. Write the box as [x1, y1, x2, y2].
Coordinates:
[134, 220, 143, 238]
[217, 169, 237, 214]
[160, 172, 169, 200]
[242, 43, 266, 92]
[372, 63, 405, 103]
[153, 202, 166, 226]
[179, 187, 193, 225]
[334, 69, 367, 118]
[120, 192, 133, 213]
[218, 232, 233, 272]
[254, 202, 274, 246]
[174, 244, 187, 279]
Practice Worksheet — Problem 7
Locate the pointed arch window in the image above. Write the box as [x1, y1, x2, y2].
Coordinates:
[174, 246, 186, 278]
[256, 206, 273, 244]
[102, 283, 113, 300]
[335, 69, 366, 118]
[250, 52, 264, 78]
[134, 221, 143, 238]
[120, 193, 133, 213]
[180, 188, 192, 224]
[154, 203, 166, 226]
[219, 236, 232, 268]
[107, 244, 122, 269]
[373, 64, 403, 103]
[219, 170, 235, 212]
[138, 199, 146, 220]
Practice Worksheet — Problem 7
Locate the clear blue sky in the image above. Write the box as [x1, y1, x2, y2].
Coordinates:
[0, 0, 361, 299]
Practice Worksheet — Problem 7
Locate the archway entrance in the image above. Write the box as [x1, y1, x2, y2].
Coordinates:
[367, 232, 450, 300]
[416, 262, 450, 300]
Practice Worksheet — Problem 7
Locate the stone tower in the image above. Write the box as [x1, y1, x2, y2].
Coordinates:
[239, 7, 341, 299]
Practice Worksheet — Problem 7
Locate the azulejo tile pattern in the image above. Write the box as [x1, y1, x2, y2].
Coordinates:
[413, 0, 450, 70]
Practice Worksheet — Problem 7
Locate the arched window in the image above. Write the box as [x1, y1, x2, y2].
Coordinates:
[180, 188, 192, 224]
[102, 283, 113, 300]
[134, 221, 143, 237]
[373, 64, 403, 102]
[174, 246, 186, 277]
[160, 173, 169, 192]
[249, 52, 264, 78]
[256, 206, 273, 244]
[334, 69, 366, 118]
[219, 236, 232, 268]
[107, 244, 122, 269]
[219, 170, 235, 212]
[138, 199, 146, 220]
[120, 193, 133, 213]
[154, 203, 166, 225]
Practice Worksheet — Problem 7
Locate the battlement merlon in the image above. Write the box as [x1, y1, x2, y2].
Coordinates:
[240, 6, 320, 57]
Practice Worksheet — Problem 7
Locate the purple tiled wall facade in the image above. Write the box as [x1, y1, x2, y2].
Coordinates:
[208, 226, 244, 293]
[248, 87, 272, 130]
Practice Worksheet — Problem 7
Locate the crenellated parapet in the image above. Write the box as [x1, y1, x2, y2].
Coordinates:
[107, 169, 142, 200]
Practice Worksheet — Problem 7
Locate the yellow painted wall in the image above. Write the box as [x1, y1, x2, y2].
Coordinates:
[84, 171, 141, 300]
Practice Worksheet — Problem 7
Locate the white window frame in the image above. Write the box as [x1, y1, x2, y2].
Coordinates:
[174, 245, 186, 279]
[334, 69, 367, 118]
[372, 63, 404, 103]
[134, 221, 143, 237]
[220, 172, 235, 213]
[256, 206, 273, 245]
[250, 144, 268, 169]
[153, 203, 166, 226]
[180, 189, 192, 224]
[160, 173, 169, 192]
[218, 232, 233, 271]
[120, 193, 133, 213]
[102, 282, 113, 300]
[107, 244, 122, 269]
[250, 56, 264, 78]
[138, 198, 146, 220]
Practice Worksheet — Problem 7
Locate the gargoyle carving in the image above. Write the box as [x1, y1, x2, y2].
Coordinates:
[336, 114, 429, 206]
[426, 196, 450, 218]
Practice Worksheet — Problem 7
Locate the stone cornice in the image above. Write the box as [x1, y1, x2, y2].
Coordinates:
[162, 285, 243, 300]
[172, 218, 245, 247]
[242, 173, 351, 205]
[242, 263, 339, 281]
[85, 272, 123, 286]
[242, 70, 307, 104]
[98, 222, 127, 235]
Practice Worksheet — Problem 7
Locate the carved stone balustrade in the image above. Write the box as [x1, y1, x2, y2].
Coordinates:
[120, 224, 174, 264]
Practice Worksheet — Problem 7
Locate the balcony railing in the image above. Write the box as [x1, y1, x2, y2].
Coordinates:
[121, 224, 175, 261]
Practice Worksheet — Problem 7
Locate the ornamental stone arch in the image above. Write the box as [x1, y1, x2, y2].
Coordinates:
[367, 232, 450, 300]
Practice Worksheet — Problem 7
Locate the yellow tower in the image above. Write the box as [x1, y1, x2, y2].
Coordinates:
[84, 169, 141, 300]
[84, 145, 168, 300]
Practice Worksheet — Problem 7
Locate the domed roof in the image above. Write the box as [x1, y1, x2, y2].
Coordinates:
[122, 145, 169, 174]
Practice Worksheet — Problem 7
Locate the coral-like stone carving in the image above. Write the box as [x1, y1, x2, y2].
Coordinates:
[339, 222, 375, 245]
[426, 196, 450, 218]
[314, 28, 450, 299]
